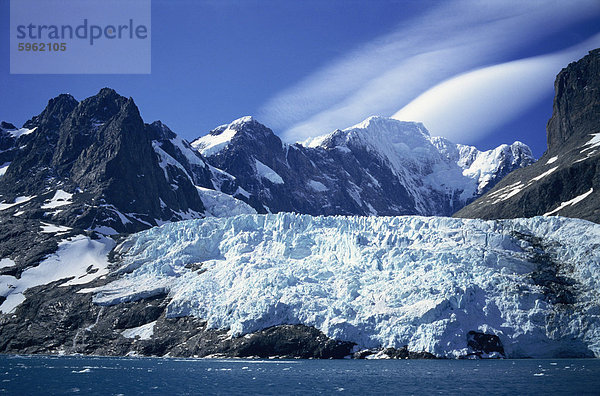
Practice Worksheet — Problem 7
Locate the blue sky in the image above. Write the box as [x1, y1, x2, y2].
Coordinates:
[1, 0, 600, 157]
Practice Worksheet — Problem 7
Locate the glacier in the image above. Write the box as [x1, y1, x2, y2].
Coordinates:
[89, 213, 600, 358]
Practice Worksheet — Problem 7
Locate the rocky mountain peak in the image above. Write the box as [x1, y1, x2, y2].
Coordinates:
[222, 116, 277, 143]
[71, 88, 130, 124]
[23, 93, 78, 130]
[0, 122, 17, 130]
[306, 117, 431, 152]
[148, 120, 177, 140]
[547, 49, 600, 154]
[51, 92, 145, 174]
[192, 116, 282, 158]
[0, 88, 212, 233]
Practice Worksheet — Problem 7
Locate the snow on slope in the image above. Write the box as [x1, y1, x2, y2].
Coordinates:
[0, 162, 9, 178]
[0, 235, 115, 313]
[543, 188, 595, 216]
[6, 126, 37, 139]
[305, 116, 534, 205]
[454, 141, 534, 194]
[89, 213, 600, 358]
[40, 189, 73, 209]
[0, 196, 35, 211]
[254, 159, 284, 184]
[191, 116, 253, 156]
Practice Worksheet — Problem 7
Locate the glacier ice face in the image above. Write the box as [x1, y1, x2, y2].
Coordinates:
[90, 213, 600, 358]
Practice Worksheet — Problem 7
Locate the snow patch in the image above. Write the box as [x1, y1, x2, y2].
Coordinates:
[531, 166, 558, 182]
[0, 258, 15, 269]
[40, 222, 71, 234]
[582, 133, 600, 152]
[0, 195, 35, 211]
[0, 162, 10, 177]
[121, 321, 156, 340]
[235, 186, 251, 199]
[486, 182, 526, 205]
[107, 207, 132, 225]
[8, 127, 37, 139]
[91, 226, 119, 236]
[196, 186, 256, 217]
[255, 159, 284, 184]
[546, 156, 558, 165]
[192, 125, 238, 157]
[153, 142, 194, 183]
[307, 180, 328, 192]
[41, 190, 73, 209]
[544, 188, 594, 216]
[170, 136, 207, 168]
[0, 235, 115, 314]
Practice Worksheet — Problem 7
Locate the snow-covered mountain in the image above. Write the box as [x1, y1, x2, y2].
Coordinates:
[192, 116, 534, 216]
[0, 89, 255, 288]
[84, 213, 600, 358]
[0, 87, 532, 245]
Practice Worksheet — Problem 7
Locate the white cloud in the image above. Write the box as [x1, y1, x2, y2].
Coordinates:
[257, 0, 600, 143]
[393, 33, 600, 142]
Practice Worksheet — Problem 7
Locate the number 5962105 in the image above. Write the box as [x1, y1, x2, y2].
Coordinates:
[17, 42, 67, 51]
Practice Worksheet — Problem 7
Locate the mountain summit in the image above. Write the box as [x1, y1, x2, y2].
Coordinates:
[0, 88, 215, 234]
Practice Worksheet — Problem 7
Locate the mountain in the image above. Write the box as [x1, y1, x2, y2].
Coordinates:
[3, 213, 598, 359]
[0, 89, 257, 232]
[455, 49, 600, 222]
[0, 88, 542, 359]
[192, 116, 534, 216]
[0, 89, 255, 279]
[0, 88, 212, 234]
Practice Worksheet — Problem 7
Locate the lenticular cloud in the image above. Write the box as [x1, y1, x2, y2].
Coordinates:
[393, 34, 600, 142]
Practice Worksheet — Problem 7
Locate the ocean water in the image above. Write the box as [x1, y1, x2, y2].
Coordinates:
[1, 355, 599, 395]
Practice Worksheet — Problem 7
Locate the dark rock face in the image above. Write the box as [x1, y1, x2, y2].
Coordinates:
[0, 88, 211, 234]
[0, 217, 75, 278]
[547, 49, 600, 152]
[0, 280, 354, 359]
[455, 49, 600, 223]
[224, 325, 354, 359]
[466, 331, 505, 358]
[353, 347, 437, 359]
[0, 123, 20, 166]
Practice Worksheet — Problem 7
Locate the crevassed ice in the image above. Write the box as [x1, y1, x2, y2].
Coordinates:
[90, 213, 600, 358]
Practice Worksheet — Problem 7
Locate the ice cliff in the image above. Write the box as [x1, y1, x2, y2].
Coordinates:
[89, 213, 600, 358]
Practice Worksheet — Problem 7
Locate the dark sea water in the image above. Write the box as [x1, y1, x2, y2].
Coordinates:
[1, 355, 599, 395]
